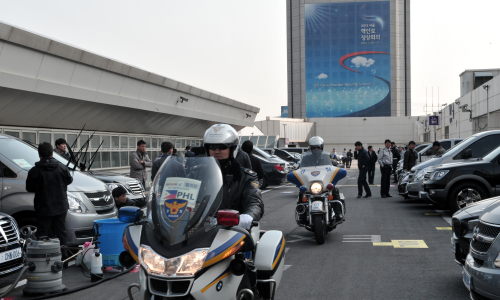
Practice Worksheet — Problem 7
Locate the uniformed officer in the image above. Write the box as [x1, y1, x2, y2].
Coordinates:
[203, 124, 264, 230]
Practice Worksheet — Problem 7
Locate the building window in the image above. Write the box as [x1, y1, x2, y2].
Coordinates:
[54, 133, 65, 143]
[129, 137, 136, 148]
[22, 132, 37, 144]
[111, 136, 119, 148]
[101, 152, 110, 168]
[121, 152, 128, 167]
[445, 126, 449, 139]
[111, 152, 120, 167]
[39, 133, 51, 144]
[67, 134, 78, 148]
[102, 136, 110, 149]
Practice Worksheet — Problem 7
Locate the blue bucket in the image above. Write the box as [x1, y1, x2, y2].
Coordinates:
[93, 218, 129, 256]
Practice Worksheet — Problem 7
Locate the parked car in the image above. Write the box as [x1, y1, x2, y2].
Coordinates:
[420, 144, 500, 212]
[464, 199, 500, 299]
[86, 170, 146, 203]
[277, 147, 310, 156]
[406, 132, 500, 199]
[0, 212, 23, 278]
[267, 148, 301, 164]
[252, 148, 289, 188]
[0, 134, 117, 246]
[451, 198, 499, 266]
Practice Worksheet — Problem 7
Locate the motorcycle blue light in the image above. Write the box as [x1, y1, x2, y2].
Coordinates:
[299, 186, 307, 193]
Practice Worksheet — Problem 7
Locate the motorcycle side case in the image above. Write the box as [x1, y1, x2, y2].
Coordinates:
[255, 230, 285, 297]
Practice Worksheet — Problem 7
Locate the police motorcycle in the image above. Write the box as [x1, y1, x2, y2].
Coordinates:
[118, 137, 285, 300]
[287, 137, 347, 244]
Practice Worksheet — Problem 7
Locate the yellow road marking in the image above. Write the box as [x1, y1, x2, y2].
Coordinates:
[425, 213, 440, 216]
[373, 242, 394, 246]
[372, 240, 428, 248]
[436, 227, 452, 230]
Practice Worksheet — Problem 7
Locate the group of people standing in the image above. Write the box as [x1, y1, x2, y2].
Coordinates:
[354, 140, 419, 199]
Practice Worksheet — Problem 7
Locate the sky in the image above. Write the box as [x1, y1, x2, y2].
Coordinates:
[0, 0, 499, 121]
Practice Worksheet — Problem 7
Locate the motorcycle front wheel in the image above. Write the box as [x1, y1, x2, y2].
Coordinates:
[312, 215, 325, 245]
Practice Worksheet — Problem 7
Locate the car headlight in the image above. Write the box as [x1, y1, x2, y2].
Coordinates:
[140, 245, 208, 277]
[495, 252, 500, 268]
[106, 183, 119, 191]
[310, 182, 323, 194]
[430, 170, 449, 180]
[67, 192, 88, 213]
[414, 167, 430, 181]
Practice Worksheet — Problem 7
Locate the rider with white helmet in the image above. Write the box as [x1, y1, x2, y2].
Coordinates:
[203, 124, 264, 230]
[300, 136, 331, 167]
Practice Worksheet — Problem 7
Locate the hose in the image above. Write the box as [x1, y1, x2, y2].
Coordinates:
[17, 263, 138, 300]
[0, 265, 29, 298]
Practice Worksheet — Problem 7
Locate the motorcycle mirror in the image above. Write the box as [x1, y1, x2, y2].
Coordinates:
[217, 210, 240, 226]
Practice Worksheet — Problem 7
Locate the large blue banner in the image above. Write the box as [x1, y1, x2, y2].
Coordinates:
[305, 1, 391, 118]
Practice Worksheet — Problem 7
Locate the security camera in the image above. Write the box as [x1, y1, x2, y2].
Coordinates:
[178, 96, 189, 103]
[483, 85, 489, 90]
[245, 114, 251, 118]
[458, 104, 468, 110]
[455, 100, 460, 105]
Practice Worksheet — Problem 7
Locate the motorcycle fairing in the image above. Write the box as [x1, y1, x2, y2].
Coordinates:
[123, 224, 142, 263]
[191, 259, 241, 299]
[288, 165, 347, 188]
[255, 231, 285, 273]
[202, 229, 245, 268]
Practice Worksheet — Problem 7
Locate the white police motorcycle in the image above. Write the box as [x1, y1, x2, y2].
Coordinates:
[287, 137, 347, 244]
[118, 156, 285, 300]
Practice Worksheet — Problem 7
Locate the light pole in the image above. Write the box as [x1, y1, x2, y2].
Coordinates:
[483, 85, 489, 131]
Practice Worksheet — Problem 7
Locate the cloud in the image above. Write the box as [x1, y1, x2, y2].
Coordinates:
[316, 73, 328, 79]
[351, 56, 375, 68]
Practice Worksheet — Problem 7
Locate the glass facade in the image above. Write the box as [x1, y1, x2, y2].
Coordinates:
[0, 126, 203, 170]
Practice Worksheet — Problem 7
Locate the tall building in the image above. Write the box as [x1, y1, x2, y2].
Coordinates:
[287, 0, 411, 118]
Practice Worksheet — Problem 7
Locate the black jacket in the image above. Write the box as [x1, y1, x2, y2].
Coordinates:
[346, 151, 353, 158]
[115, 197, 146, 210]
[403, 149, 418, 171]
[185, 150, 195, 157]
[246, 153, 265, 181]
[235, 151, 252, 169]
[220, 160, 264, 221]
[368, 150, 378, 167]
[26, 158, 73, 217]
[151, 154, 170, 181]
[391, 147, 401, 161]
[354, 148, 370, 170]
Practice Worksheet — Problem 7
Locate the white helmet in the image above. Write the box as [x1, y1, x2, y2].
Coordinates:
[203, 124, 240, 157]
[308, 136, 324, 150]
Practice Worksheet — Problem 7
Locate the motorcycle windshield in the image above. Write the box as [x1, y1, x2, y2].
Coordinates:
[149, 156, 223, 246]
[301, 152, 332, 167]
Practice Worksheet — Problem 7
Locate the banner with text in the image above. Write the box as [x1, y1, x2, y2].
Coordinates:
[305, 1, 391, 118]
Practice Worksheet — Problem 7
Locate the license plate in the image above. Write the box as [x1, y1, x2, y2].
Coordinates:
[0, 248, 22, 264]
[311, 201, 323, 212]
[463, 269, 471, 291]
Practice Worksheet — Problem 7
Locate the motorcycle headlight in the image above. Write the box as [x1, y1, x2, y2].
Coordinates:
[430, 170, 449, 180]
[140, 245, 208, 277]
[310, 183, 323, 194]
[414, 167, 429, 181]
[67, 192, 88, 213]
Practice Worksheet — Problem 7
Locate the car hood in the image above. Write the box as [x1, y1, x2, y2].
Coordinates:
[478, 196, 500, 224]
[67, 170, 107, 192]
[87, 170, 132, 183]
[431, 159, 485, 170]
[454, 198, 500, 219]
[410, 156, 443, 171]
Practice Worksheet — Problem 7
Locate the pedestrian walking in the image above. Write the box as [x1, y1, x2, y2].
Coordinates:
[378, 139, 393, 198]
[346, 149, 353, 168]
[403, 141, 418, 171]
[26, 142, 73, 260]
[354, 141, 371, 198]
[391, 142, 401, 183]
[185, 146, 195, 157]
[130, 140, 152, 188]
[367, 145, 378, 184]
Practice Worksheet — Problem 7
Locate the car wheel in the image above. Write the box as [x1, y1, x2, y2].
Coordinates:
[261, 176, 269, 189]
[448, 182, 487, 213]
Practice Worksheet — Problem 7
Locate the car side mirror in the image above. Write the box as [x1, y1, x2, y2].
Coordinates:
[463, 149, 472, 159]
[119, 206, 144, 223]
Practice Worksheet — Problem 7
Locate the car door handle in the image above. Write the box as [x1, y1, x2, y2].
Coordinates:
[4, 186, 11, 190]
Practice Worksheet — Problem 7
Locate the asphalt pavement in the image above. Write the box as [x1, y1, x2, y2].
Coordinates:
[1, 167, 469, 300]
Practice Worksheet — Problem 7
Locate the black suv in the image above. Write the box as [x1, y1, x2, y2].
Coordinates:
[421, 145, 500, 212]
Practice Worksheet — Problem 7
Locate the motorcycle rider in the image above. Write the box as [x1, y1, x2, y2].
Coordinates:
[298, 136, 344, 223]
[203, 124, 264, 230]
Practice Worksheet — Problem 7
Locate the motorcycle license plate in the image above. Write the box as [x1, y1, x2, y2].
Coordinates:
[311, 201, 323, 212]
[0, 248, 22, 264]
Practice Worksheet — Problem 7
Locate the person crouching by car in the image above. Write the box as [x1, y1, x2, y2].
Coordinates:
[26, 142, 73, 260]
[112, 186, 146, 209]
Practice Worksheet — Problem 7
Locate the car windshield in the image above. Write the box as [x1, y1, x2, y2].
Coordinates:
[300, 152, 332, 167]
[150, 156, 223, 246]
[440, 135, 474, 157]
[414, 144, 429, 153]
[0, 138, 76, 170]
